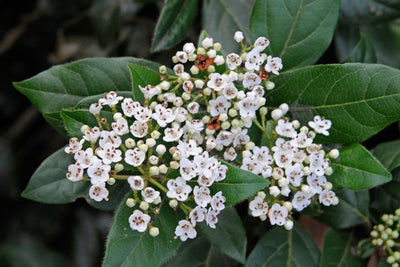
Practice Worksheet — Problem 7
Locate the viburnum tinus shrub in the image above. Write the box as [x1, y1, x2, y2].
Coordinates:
[14, 0, 400, 266]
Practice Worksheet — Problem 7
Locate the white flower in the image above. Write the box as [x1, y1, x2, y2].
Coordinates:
[99, 91, 123, 107]
[87, 159, 110, 184]
[292, 191, 312, 211]
[152, 104, 175, 127]
[96, 143, 122, 165]
[197, 174, 215, 187]
[285, 163, 304, 187]
[222, 82, 238, 99]
[319, 190, 337, 206]
[166, 177, 192, 201]
[133, 106, 152, 122]
[129, 210, 151, 232]
[205, 208, 219, 229]
[182, 80, 194, 93]
[211, 191, 226, 211]
[243, 72, 261, 89]
[185, 119, 204, 134]
[74, 148, 95, 168]
[193, 186, 212, 207]
[226, 53, 242, 70]
[189, 206, 207, 225]
[307, 173, 327, 194]
[99, 130, 122, 148]
[245, 48, 264, 71]
[66, 163, 84, 181]
[253, 146, 273, 165]
[216, 131, 234, 146]
[141, 187, 160, 203]
[177, 140, 202, 158]
[64, 137, 84, 154]
[234, 31, 244, 42]
[174, 107, 188, 122]
[309, 153, 329, 176]
[89, 102, 102, 116]
[276, 119, 296, 138]
[241, 156, 261, 175]
[268, 203, 288, 226]
[214, 163, 228, 182]
[127, 176, 145, 190]
[264, 56, 283, 75]
[253, 36, 270, 51]
[249, 196, 268, 217]
[121, 98, 140, 117]
[207, 73, 228, 91]
[308, 116, 331, 136]
[176, 51, 188, 63]
[273, 150, 293, 168]
[89, 182, 109, 202]
[139, 85, 160, 100]
[163, 124, 184, 142]
[224, 147, 237, 161]
[290, 132, 313, 148]
[237, 94, 259, 119]
[175, 220, 197, 241]
[252, 85, 265, 98]
[187, 102, 200, 114]
[202, 37, 213, 49]
[130, 120, 148, 138]
[233, 129, 250, 147]
[183, 42, 196, 54]
[83, 127, 100, 143]
[179, 157, 199, 180]
[209, 96, 231, 117]
[173, 64, 184, 75]
[269, 186, 281, 197]
[125, 148, 146, 166]
[111, 117, 129, 136]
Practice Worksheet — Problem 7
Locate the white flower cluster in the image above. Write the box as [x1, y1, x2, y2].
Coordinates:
[246, 106, 339, 230]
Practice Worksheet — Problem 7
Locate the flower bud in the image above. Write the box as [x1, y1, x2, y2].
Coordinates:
[160, 81, 170, 90]
[149, 155, 159, 165]
[153, 196, 162, 205]
[234, 31, 244, 43]
[213, 42, 222, 51]
[283, 201, 293, 211]
[114, 163, 124, 172]
[80, 125, 90, 134]
[242, 150, 252, 158]
[266, 80, 275, 90]
[140, 201, 149, 211]
[125, 138, 136, 148]
[150, 227, 160, 237]
[170, 161, 180, 169]
[159, 65, 167, 74]
[259, 214, 267, 221]
[126, 198, 135, 208]
[156, 144, 166, 155]
[107, 177, 116, 185]
[190, 65, 199, 75]
[257, 191, 266, 199]
[214, 55, 225, 65]
[207, 65, 215, 73]
[172, 56, 178, 63]
[279, 103, 289, 114]
[271, 109, 283, 120]
[203, 87, 212, 96]
[139, 144, 148, 153]
[169, 199, 178, 208]
[219, 113, 228, 122]
[159, 164, 168, 174]
[324, 182, 333, 190]
[269, 186, 281, 197]
[188, 53, 197, 61]
[284, 219, 294, 230]
[245, 141, 255, 150]
[325, 167, 333, 176]
[151, 130, 161, 139]
[328, 149, 340, 159]
[259, 107, 268, 116]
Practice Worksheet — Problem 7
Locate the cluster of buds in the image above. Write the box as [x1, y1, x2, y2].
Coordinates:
[371, 209, 400, 267]
[63, 31, 337, 241]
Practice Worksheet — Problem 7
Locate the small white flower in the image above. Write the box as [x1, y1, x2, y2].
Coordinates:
[224, 147, 237, 161]
[74, 148, 95, 168]
[245, 48, 264, 71]
[141, 187, 160, 203]
[253, 146, 273, 165]
[174, 107, 188, 122]
[130, 120, 148, 138]
[233, 129, 250, 147]
[216, 131, 234, 146]
[197, 174, 215, 187]
[189, 206, 207, 225]
[139, 85, 161, 100]
[89, 102, 102, 116]
[182, 80, 194, 93]
[175, 220, 197, 241]
[252, 85, 265, 98]
[193, 186, 212, 207]
[319, 190, 337, 206]
[122, 98, 140, 117]
[83, 127, 100, 143]
[202, 37, 214, 49]
[269, 186, 281, 197]
[241, 156, 261, 175]
[249, 196, 268, 217]
[308, 116, 332, 136]
[133, 106, 152, 122]
[237, 94, 260, 119]
[205, 208, 219, 229]
[210, 191, 226, 211]
[214, 163, 228, 182]
[96, 143, 122, 165]
[307, 173, 327, 194]
[234, 31, 244, 42]
[253, 36, 270, 51]
[179, 157, 199, 180]
[64, 137, 84, 154]
[276, 119, 297, 138]
[176, 51, 188, 63]
[163, 124, 184, 142]
[99, 91, 123, 107]
[87, 159, 110, 184]
[264, 56, 283, 75]
[226, 53, 242, 70]
[129, 210, 151, 232]
[89, 182, 109, 202]
[309, 153, 329, 176]
[222, 82, 238, 99]
[285, 163, 304, 187]
[187, 102, 200, 114]
[166, 177, 192, 201]
[152, 104, 175, 127]
[209, 96, 231, 117]
[290, 132, 313, 148]
[273, 150, 293, 168]
[207, 73, 228, 91]
[292, 191, 312, 211]
[183, 42, 196, 54]
[185, 119, 204, 134]
[268, 203, 288, 226]
[99, 131, 122, 148]
[127, 176, 145, 190]
[111, 117, 129, 136]
[177, 140, 202, 158]
[125, 148, 146, 166]
[66, 163, 84, 181]
[243, 72, 261, 89]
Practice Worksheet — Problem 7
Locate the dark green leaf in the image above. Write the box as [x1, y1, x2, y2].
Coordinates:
[21, 148, 129, 211]
[321, 229, 364, 267]
[316, 189, 370, 229]
[372, 168, 400, 213]
[329, 144, 391, 190]
[202, 0, 255, 53]
[128, 63, 161, 103]
[344, 33, 376, 63]
[268, 63, 400, 144]
[198, 207, 246, 263]
[163, 237, 239, 267]
[151, 0, 198, 52]
[61, 109, 100, 137]
[357, 238, 375, 259]
[250, 0, 340, 70]
[245, 223, 320, 267]
[103, 193, 180, 267]
[212, 161, 269, 206]
[373, 139, 400, 172]
[13, 57, 161, 135]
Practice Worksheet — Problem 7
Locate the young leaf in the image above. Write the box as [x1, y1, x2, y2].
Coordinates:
[212, 161, 269, 205]
[151, 0, 198, 52]
[268, 63, 400, 144]
[103, 193, 180, 267]
[250, 0, 340, 70]
[329, 144, 392, 190]
[373, 140, 400, 172]
[316, 189, 370, 229]
[321, 229, 365, 267]
[202, 0, 255, 53]
[344, 32, 376, 63]
[245, 223, 320, 267]
[198, 207, 246, 263]
[13, 57, 162, 135]
[128, 63, 161, 103]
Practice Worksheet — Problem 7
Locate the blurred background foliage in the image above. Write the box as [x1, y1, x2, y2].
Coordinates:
[1, 0, 400, 266]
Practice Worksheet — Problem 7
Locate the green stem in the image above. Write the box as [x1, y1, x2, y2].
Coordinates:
[148, 177, 168, 193]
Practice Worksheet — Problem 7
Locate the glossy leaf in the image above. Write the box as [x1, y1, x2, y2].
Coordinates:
[198, 207, 246, 263]
[329, 144, 391, 190]
[268, 63, 400, 144]
[202, 0, 255, 53]
[212, 161, 269, 205]
[245, 223, 319, 267]
[163, 237, 238, 267]
[103, 193, 180, 267]
[13, 57, 161, 135]
[151, 0, 198, 52]
[250, 0, 340, 70]
[321, 229, 364, 267]
[373, 140, 400, 172]
[316, 189, 370, 229]
[60, 109, 103, 137]
[128, 63, 161, 103]
[344, 33, 376, 63]
[372, 168, 400, 213]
